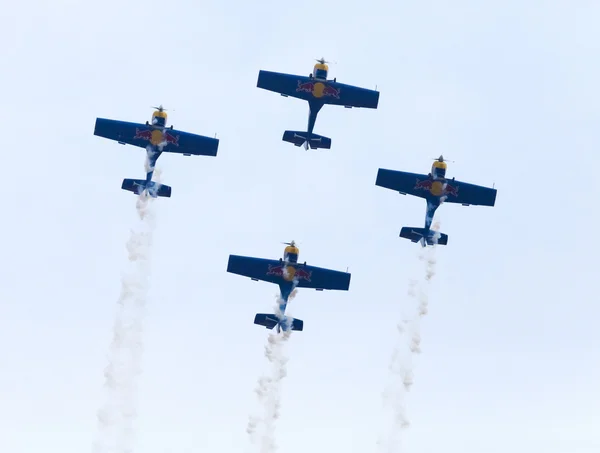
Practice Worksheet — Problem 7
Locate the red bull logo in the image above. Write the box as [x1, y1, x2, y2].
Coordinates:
[321, 84, 340, 99]
[134, 128, 179, 147]
[414, 178, 433, 190]
[134, 128, 153, 140]
[444, 183, 459, 197]
[164, 131, 180, 147]
[293, 267, 312, 282]
[266, 264, 312, 282]
[414, 178, 459, 197]
[296, 81, 315, 93]
[296, 80, 341, 99]
[267, 264, 285, 277]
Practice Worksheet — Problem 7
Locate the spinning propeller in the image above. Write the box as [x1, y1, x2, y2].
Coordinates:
[282, 240, 297, 247]
[151, 104, 174, 112]
[315, 57, 337, 65]
[432, 155, 454, 163]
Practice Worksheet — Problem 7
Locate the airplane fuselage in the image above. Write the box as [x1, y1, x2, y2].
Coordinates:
[272, 243, 303, 331]
[275, 280, 296, 332]
[139, 108, 176, 184]
[306, 100, 324, 145]
[140, 125, 177, 184]
[421, 179, 456, 230]
[417, 158, 458, 245]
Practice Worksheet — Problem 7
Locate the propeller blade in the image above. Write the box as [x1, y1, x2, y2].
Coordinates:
[431, 155, 454, 163]
[314, 57, 337, 65]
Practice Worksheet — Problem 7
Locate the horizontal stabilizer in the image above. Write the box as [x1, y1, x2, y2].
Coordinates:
[254, 313, 304, 331]
[286, 317, 304, 331]
[400, 227, 448, 246]
[121, 179, 172, 198]
[282, 130, 331, 149]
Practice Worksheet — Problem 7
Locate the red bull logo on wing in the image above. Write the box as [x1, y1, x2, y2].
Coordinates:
[164, 131, 180, 147]
[414, 178, 433, 190]
[444, 183, 459, 197]
[267, 264, 285, 277]
[321, 84, 340, 99]
[293, 267, 312, 282]
[134, 128, 153, 140]
[414, 178, 459, 197]
[134, 128, 180, 147]
[296, 81, 315, 94]
[267, 264, 312, 282]
[296, 80, 340, 99]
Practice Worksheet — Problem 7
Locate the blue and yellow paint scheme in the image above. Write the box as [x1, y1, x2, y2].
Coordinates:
[375, 156, 497, 246]
[93, 105, 219, 198]
[257, 58, 380, 150]
[227, 241, 351, 333]
[283, 241, 299, 263]
[151, 107, 168, 128]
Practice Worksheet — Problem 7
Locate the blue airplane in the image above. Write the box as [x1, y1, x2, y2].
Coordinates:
[227, 241, 351, 332]
[375, 156, 497, 246]
[257, 58, 379, 150]
[93, 105, 219, 198]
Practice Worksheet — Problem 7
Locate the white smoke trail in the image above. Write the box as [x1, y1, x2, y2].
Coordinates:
[247, 297, 293, 453]
[408, 220, 440, 353]
[378, 221, 441, 453]
[377, 280, 414, 453]
[92, 175, 159, 453]
[144, 145, 153, 174]
[287, 288, 298, 301]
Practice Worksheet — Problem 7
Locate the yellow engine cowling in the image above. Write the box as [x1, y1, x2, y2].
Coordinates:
[284, 245, 299, 263]
[152, 110, 167, 127]
[432, 160, 447, 179]
[313, 63, 328, 80]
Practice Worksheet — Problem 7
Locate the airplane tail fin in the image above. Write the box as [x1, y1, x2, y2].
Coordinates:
[121, 179, 172, 198]
[282, 130, 331, 149]
[254, 313, 304, 332]
[399, 227, 448, 246]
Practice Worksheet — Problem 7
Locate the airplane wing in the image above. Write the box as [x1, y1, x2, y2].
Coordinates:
[94, 118, 219, 157]
[257, 70, 379, 109]
[376, 169, 432, 200]
[437, 178, 497, 206]
[376, 168, 497, 206]
[227, 255, 351, 291]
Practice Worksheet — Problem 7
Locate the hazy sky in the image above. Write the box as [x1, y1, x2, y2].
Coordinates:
[1, 1, 598, 453]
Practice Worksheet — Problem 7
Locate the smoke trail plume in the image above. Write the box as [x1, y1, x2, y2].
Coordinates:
[247, 298, 293, 453]
[92, 182, 158, 453]
[408, 220, 440, 352]
[377, 281, 414, 453]
[378, 222, 441, 453]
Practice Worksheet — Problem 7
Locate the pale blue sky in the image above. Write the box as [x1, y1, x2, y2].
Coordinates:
[1, 1, 598, 452]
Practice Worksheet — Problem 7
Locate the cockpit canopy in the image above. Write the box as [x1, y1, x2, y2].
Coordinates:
[152, 110, 167, 127]
[313, 62, 328, 80]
